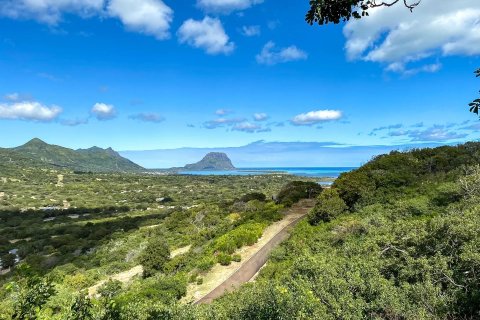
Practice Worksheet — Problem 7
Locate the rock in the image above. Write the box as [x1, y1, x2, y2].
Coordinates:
[183, 152, 236, 171]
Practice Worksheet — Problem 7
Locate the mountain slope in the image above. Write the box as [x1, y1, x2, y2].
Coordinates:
[183, 152, 236, 171]
[2, 138, 144, 172]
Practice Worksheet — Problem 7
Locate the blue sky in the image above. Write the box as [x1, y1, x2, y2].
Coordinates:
[0, 0, 480, 163]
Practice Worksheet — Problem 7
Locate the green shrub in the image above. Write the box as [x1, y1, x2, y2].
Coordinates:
[240, 192, 267, 203]
[276, 181, 323, 207]
[139, 238, 170, 278]
[189, 272, 199, 283]
[213, 223, 265, 254]
[217, 253, 232, 266]
[98, 279, 122, 299]
[307, 189, 347, 225]
[232, 254, 242, 262]
[196, 277, 203, 285]
[196, 257, 215, 272]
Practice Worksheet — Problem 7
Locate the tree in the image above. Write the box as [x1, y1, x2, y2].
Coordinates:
[1, 253, 16, 269]
[98, 280, 123, 299]
[308, 188, 347, 225]
[12, 276, 56, 319]
[140, 238, 171, 278]
[68, 292, 94, 320]
[277, 181, 323, 207]
[469, 68, 480, 116]
[306, 0, 421, 25]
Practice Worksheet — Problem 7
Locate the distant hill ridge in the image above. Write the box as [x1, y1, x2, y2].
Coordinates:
[1, 138, 144, 173]
[183, 152, 236, 171]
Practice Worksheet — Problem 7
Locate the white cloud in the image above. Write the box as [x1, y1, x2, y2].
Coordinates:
[178, 17, 235, 55]
[253, 113, 268, 121]
[0, 0, 173, 40]
[291, 110, 342, 126]
[0, 0, 104, 24]
[232, 121, 264, 133]
[241, 25, 260, 37]
[343, 0, 480, 71]
[204, 117, 244, 129]
[386, 62, 442, 76]
[256, 41, 308, 65]
[0, 101, 62, 121]
[107, 0, 173, 39]
[388, 125, 468, 142]
[197, 0, 263, 13]
[91, 102, 116, 120]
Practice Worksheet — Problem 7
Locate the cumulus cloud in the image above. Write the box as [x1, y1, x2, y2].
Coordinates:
[291, 110, 343, 126]
[197, 0, 263, 13]
[0, 0, 103, 24]
[253, 113, 268, 121]
[241, 25, 260, 37]
[343, 0, 480, 72]
[178, 17, 235, 55]
[256, 41, 308, 65]
[0, 101, 62, 121]
[129, 112, 165, 123]
[107, 0, 173, 39]
[91, 102, 116, 120]
[0, 0, 173, 40]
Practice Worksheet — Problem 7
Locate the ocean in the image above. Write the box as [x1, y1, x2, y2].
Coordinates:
[178, 167, 356, 178]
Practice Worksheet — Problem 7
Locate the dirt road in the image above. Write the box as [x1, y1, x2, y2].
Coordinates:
[195, 199, 315, 304]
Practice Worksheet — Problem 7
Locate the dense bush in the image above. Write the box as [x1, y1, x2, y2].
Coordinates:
[140, 238, 171, 278]
[216, 253, 232, 266]
[240, 192, 267, 203]
[213, 223, 265, 255]
[307, 188, 347, 225]
[276, 181, 323, 206]
[334, 143, 480, 209]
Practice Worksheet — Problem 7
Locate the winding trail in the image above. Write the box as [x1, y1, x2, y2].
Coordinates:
[194, 199, 315, 304]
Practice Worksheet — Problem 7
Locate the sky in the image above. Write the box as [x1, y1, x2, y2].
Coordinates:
[0, 0, 480, 167]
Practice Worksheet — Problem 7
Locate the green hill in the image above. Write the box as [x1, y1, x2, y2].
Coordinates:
[1, 138, 144, 172]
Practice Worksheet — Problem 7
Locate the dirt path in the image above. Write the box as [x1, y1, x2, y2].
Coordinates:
[193, 199, 315, 304]
[88, 265, 143, 297]
[87, 245, 191, 297]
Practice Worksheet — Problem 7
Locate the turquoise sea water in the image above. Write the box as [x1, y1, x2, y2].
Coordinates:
[178, 167, 356, 178]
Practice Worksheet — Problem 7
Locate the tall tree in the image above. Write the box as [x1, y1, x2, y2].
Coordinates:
[305, 0, 421, 25]
[469, 69, 480, 116]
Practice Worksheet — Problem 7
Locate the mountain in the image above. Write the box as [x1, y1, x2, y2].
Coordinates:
[183, 152, 236, 171]
[120, 141, 448, 169]
[1, 138, 144, 173]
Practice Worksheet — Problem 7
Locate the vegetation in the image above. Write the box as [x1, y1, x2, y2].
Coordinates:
[183, 152, 236, 171]
[276, 181, 323, 206]
[4, 140, 480, 318]
[469, 68, 480, 116]
[0, 156, 315, 319]
[140, 239, 170, 278]
[1, 138, 144, 173]
[307, 188, 347, 225]
[305, 0, 421, 25]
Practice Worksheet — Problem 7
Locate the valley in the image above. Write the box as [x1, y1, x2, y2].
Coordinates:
[2, 141, 480, 319]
